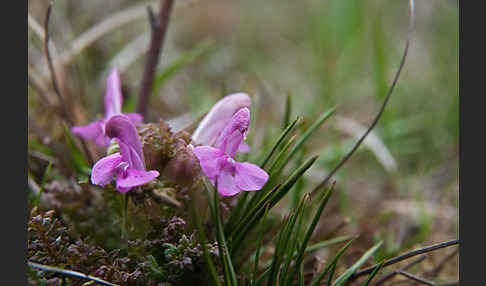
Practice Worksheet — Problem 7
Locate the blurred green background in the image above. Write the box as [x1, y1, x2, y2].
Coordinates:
[28, 0, 458, 279]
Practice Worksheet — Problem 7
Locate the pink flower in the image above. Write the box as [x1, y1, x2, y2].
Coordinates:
[192, 93, 251, 153]
[71, 67, 143, 147]
[193, 108, 269, 196]
[90, 115, 159, 193]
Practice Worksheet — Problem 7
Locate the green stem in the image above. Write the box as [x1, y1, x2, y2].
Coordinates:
[121, 193, 128, 248]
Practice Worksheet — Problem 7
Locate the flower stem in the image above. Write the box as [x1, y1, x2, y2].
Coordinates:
[121, 193, 129, 247]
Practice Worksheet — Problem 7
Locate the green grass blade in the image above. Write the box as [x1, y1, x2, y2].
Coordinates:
[224, 191, 250, 236]
[327, 263, 337, 286]
[226, 117, 299, 237]
[62, 123, 90, 175]
[259, 117, 300, 169]
[283, 93, 292, 130]
[254, 267, 271, 286]
[209, 180, 238, 286]
[280, 195, 309, 283]
[361, 259, 386, 286]
[231, 156, 318, 253]
[266, 215, 290, 286]
[270, 107, 335, 177]
[331, 241, 384, 286]
[310, 237, 356, 286]
[284, 183, 335, 286]
[189, 197, 222, 286]
[252, 204, 270, 286]
[267, 134, 297, 175]
[298, 262, 305, 286]
[306, 236, 355, 253]
[152, 39, 213, 94]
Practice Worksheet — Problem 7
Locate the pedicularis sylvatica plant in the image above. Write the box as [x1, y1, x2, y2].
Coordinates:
[28, 1, 458, 285]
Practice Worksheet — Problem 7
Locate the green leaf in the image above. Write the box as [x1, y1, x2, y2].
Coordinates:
[331, 240, 384, 286]
[152, 39, 213, 95]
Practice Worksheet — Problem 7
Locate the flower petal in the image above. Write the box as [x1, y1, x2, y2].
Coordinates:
[91, 153, 123, 186]
[237, 141, 250, 153]
[105, 115, 146, 170]
[192, 146, 226, 179]
[115, 168, 160, 193]
[234, 162, 269, 191]
[104, 67, 123, 118]
[124, 112, 144, 124]
[214, 108, 250, 157]
[192, 93, 251, 146]
[71, 120, 109, 147]
[217, 169, 241, 196]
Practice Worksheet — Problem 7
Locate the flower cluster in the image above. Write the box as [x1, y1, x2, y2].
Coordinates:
[72, 68, 267, 196]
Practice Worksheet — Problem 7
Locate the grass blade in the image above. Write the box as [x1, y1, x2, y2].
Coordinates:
[152, 39, 213, 94]
[266, 215, 290, 286]
[62, 123, 90, 175]
[331, 241, 384, 286]
[270, 108, 335, 177]
[310, 237, 356, 286]
[231, 156, 318, 254]
[189, 196, 221, 286]
[280, 195, 309, 283]
[225, 117, 300, 236]
[252, 204, 270, 286]
[207, 180, 238, 286]
[284, 182, 335, 286]
[306, 236, 355, 253]
[298, 262, 305, 286]
[259, 117, 300, 169]
[327, 263, 337, 286]
[361, 259, 386, 286]
[282, 93, 292, 131]
[254, 267, 271, 286]
[34, 161, 53, 205]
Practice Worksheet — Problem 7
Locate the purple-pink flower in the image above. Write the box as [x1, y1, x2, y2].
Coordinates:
[193, 107, 269, 196]
[72, 67, 143, 147]
[192, 93, 251, 153]
[91, 115, 159, 193]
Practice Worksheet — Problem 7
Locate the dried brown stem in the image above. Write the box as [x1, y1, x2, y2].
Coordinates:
[136, 0, 175, 118]
[43, 2, 71, 126]
[398, 271, 435, 286]
[425, 248, 458, 278]
[43, 2, 94, 165]
[310, 0, 415, 195]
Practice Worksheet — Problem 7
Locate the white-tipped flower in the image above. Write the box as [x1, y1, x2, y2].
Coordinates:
[192, 93, 251, 147]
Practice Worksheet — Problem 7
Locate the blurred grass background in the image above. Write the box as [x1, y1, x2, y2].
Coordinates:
[28, 0, 458, 280]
